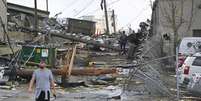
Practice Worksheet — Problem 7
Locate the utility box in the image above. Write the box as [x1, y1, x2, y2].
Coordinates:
[20, 45, 56, 67]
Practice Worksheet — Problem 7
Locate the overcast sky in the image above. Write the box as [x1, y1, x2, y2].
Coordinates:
[7, 0, 153, 31]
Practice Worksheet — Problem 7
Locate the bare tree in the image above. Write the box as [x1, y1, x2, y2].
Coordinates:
[159, 0, 184, 53]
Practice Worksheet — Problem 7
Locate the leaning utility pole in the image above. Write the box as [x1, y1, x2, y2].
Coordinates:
[34, 0, 38, 36]
[112, 10, 117, 34]
[149, 0, 153, 9]
[103, 0, 110, 35]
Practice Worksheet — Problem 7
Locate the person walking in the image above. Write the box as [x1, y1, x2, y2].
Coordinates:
[28, 59, 56, 101]
[119, 31, 127, 55]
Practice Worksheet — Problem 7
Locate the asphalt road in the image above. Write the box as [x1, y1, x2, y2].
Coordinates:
[0, 86, 121, 101]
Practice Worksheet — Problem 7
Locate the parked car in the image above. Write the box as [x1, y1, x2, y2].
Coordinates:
[179, 53, 201, 85]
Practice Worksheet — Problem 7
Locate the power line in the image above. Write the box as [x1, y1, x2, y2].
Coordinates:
[83, 0, 121, 16]
[124, 7, 149, 27]
[124, 0, 153, 28]
[109, 0, 121, 5]
[60, 0, 137, 17]
[74, 0, 95, 17]
[124, 0, 138, 10]
[61, 0, 78, 12]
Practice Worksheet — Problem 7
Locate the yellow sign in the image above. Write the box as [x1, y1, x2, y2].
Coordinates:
[36, 49, 40, 53]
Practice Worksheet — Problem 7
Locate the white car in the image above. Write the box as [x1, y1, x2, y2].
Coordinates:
[179, 53, 201, 85]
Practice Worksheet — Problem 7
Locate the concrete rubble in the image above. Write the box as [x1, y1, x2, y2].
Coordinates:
[0, 18, 174, 101]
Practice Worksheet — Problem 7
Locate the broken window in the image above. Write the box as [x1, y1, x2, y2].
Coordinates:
[193, 29, 201, 37]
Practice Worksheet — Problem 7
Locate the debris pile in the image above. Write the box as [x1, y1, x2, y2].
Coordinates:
[124, 21, 173, 98]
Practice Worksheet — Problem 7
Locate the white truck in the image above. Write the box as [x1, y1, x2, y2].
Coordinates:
[179, 37, 201, 56]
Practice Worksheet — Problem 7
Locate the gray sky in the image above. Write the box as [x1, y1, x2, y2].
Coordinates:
[7, 0, 153, 30]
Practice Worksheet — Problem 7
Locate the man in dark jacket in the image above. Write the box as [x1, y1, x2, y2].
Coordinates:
[119, 31, 127, 55]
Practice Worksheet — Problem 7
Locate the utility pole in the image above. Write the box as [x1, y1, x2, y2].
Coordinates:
[34, 0, 38, 36]
[103, 0, 110, 35]
[149, 0, 153, 9]
[46, 0, 49, 11]
[176, 47, 180, 100]
[112, 10, 116, 34]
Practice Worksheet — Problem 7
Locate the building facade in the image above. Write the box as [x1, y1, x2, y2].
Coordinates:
[152, 0, 201, 56]
[0, 0, 7, 41]
[152, 0, 201, 38]
[80, 15, 105, 35]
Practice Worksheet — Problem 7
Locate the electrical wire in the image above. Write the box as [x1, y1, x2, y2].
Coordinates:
[8, 50, 21, 66]
[123, 7, 149, 27]
[22, 47, 36, 66]
[53, 0, 87, 17]
[74, 0, 95, 17]
[60, 0, 78, 13]
[0, 16, 14, 55]
[123, 0, 153, 28]
[108, 0, 121, 6]
[82, 0, 121, 16]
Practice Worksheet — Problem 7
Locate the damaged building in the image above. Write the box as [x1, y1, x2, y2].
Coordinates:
[6, 2, 50, 42]
[67, 18, 96, 36]
[7, 2, 50, 31]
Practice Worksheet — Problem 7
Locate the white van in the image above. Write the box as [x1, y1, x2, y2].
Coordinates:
[178, 37, 201, 67]
[179, 37, 201, 56]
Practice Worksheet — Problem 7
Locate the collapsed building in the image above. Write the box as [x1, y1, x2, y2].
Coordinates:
[7, 2, 49, 42]
[7, 2, 49, 31]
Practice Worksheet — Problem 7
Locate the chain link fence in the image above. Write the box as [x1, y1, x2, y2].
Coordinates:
[124, 34, 174, 98]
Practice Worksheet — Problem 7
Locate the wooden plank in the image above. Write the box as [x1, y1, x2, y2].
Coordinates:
[4, 68, 117, 76]
[63, 48, 71, 75]
[68, 45, 77, 76]
[61, 49, 71, 85]
[181, 96, 201, 100]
